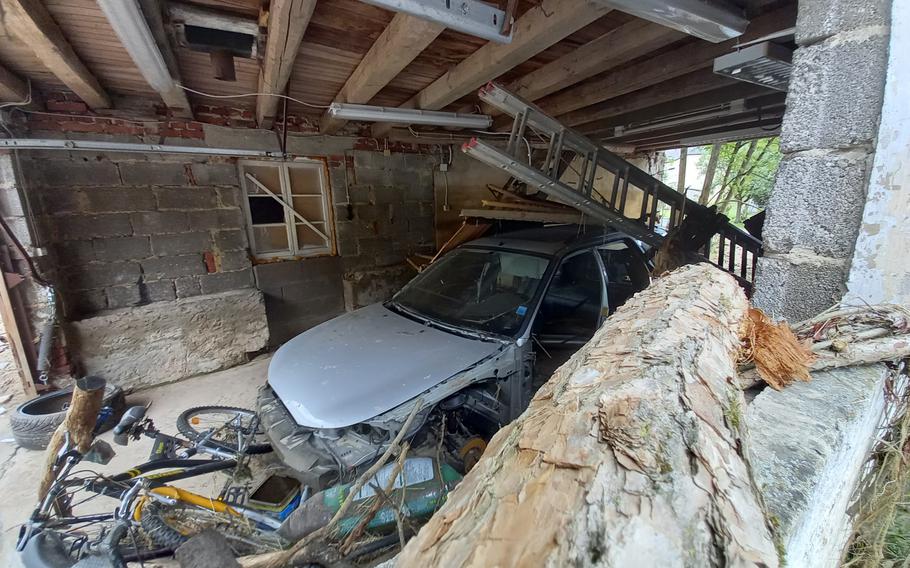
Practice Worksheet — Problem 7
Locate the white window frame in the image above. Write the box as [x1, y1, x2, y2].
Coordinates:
[238, 159, 335, 260]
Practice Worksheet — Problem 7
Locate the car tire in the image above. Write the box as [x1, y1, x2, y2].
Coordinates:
[10, 385, 126, 450]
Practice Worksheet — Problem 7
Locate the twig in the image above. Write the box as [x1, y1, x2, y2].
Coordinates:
[340, 442, 410, 555]
[247, 399, 423, 568]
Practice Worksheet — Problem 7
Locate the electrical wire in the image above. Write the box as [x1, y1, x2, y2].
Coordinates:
[176, 84, 331, 109]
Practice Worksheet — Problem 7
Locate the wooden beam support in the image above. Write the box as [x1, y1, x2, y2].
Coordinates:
[373, 0, 612, 137]
[98, 0, 192, 117]
[320, 13, 444, 134]
[3, 0, 111, 109]
[536, 5, 795, 120]
[485, 20, 683, 116]
[579, 85, 780, 137]
[563, 68, 737, 127]
[0, 62, 29, 102]
[256, 0, 317, 129]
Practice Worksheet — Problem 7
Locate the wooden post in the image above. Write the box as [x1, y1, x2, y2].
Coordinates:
[37, 376, 106, 501]
[394, 264, 779, 567]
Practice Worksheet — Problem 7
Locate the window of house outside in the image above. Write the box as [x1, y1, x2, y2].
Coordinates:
[238, 160, 334, 259]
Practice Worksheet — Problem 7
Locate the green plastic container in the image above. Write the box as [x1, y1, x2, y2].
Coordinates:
[278, 456, 462, 541]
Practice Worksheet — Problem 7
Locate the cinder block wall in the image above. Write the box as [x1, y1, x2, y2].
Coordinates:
[21, 153, 252, 318]
[753, 0, 891, 321]
[254, 149, 436, 346]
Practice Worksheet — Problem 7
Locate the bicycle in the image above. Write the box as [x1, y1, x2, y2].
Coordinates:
[18, 404, 286, 568]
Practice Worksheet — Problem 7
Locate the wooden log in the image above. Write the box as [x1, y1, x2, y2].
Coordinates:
[37, 376, 106, 501]
[395, 264, 779, 567]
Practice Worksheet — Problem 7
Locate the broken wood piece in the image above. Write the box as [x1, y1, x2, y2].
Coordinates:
[394, 263, 779, 567]
[37, 376, 106, 501]
[740, 307, 814, 390]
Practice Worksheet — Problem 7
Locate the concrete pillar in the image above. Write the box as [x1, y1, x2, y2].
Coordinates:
[844, 0, 910, 304]
[753, 0, 891, 321]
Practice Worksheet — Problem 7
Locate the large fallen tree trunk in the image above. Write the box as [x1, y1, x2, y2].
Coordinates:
[395, 264, 779, 567]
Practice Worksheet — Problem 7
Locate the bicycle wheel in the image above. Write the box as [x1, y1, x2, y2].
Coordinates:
[176, 406, 271, 455]
[140, 501, 284, 555]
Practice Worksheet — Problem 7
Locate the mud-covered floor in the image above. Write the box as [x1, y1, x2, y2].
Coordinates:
[0, 355, 272, 568]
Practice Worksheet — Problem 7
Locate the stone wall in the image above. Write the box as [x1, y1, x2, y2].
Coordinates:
[747, 364, 891, 567]
[20, 152, 252, 318]
[70, 289, 268, 390]
[753, 0, 891, 321]
[845, 0, 910, 305]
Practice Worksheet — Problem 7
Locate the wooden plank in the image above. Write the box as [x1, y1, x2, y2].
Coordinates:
[486, 20, 684, 116]
[320, 13, 443, 134]
[373, 0, 612, 136]
[3, 0, 111, 109]
[257, 0, 317, 128]
[0, 62, 29, 102]
[461, 207, 583, 224]
[537, 5, 795, 119]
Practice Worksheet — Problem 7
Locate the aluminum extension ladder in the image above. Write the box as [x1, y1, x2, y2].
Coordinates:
[462, 82, 763, 285]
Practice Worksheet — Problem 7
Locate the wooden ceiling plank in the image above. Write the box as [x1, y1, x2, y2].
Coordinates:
[320, 13, 444, 134]
[3, 0, 111, 109]
[537, 5, 795, 119]
[0, 62, 29, 102]
[563, 68, 736, 127]
[257, 0, 318, 129]
[373, 0, 612, 136]
[489, 20, 685, 115]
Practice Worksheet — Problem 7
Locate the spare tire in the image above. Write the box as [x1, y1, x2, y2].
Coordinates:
[10, 384, 126, 450]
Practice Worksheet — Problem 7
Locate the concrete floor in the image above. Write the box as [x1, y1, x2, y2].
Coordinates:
[0, 355, 272, 568]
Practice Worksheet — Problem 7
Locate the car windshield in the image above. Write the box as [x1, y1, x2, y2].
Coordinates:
[391, 247, 550, 337]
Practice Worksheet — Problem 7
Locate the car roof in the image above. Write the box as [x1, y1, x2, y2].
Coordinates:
[464, 224, 630, 256]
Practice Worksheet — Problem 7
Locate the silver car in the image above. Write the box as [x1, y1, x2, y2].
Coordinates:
[258, 225, 652, 489]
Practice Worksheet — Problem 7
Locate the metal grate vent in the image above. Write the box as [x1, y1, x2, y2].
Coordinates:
[713, 42, 792, 92]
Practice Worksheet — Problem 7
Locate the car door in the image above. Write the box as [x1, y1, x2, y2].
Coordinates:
[596, 239, 651, 314]
[532, 248, 607, 347]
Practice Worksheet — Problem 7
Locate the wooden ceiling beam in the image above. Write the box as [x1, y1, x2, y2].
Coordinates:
[256, 0, 317, 129]
[3, 0, 111, 109]
[563, 68, 736, 127]
[98, 0, 192, 117]
[373, 0, 612, 137]
[536, 4, 795, 119]
[484, 20, 684, 116]
[0, 62, 29, 102]
[320, 13, 444, 135]
[578, 83, 778, 136]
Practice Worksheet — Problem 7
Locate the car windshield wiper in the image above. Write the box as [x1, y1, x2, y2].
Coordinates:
[387, 301, 506, 343]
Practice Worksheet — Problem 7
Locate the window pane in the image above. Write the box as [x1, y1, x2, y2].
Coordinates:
[292, 196, 326, 221]
[248, 195, 285, 225]
[597, 241, 650, 313]
[243, 166, 282, 195]
[253, 226, 289, 253]
[287, 166, 323, 195]
[295, 223, 328, 249]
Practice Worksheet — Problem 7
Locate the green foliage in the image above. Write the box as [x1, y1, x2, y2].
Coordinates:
[696, 137, 781, 222]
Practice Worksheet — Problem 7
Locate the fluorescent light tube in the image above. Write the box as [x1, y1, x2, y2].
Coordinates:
[328, 103, 493, 129]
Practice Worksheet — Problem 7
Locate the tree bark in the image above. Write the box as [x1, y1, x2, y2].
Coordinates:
[395, 264, 779, 567]
[699, 143, 721, 205]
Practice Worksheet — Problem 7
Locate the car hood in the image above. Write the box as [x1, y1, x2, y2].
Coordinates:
[267, 303, 502, 429]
